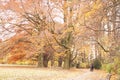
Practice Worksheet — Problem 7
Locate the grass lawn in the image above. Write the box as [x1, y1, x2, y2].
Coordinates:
[0, 66, 82, 80]
[0, 64, 117, 80]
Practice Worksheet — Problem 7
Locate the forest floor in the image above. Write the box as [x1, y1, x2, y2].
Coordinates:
[0, 64, 118, 80]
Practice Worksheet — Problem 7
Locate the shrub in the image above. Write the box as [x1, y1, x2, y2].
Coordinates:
[117, 68, 120, 75]
[106, 64, 113, 73]
[80, 63, 88, 68]
[113, 57, 120, 74]
[93, 58, 102, 69]
[102, 64, 107, 70]
[117, 68, 120, 80]
[102, 64, 113, 73]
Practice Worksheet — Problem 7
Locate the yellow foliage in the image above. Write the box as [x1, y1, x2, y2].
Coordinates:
[85, 0, 103, 19]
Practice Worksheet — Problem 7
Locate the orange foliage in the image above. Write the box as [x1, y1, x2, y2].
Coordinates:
[8, 53, 26, 64]
[0, 39, 2, 43]
[5, 32, 35, 63]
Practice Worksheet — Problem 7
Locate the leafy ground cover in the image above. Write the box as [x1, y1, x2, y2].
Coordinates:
[0, 64, 117, 80]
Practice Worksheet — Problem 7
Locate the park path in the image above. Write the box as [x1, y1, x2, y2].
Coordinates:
[0, 64, 107, 80]
[66, 69, 106, 80]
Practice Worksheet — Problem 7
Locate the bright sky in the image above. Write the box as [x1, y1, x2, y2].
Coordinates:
[0, 9, 17, 41]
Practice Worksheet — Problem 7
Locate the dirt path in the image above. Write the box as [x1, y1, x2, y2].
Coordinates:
[66, 69, 105, 80]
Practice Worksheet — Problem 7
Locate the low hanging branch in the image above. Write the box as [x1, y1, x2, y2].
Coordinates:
[52, 35, 69, 49]
[94, 40, 109, 52]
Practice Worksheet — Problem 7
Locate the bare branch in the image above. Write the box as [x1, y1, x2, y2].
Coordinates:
[94, 40, 109, 52]
[52, 35, 69, 49]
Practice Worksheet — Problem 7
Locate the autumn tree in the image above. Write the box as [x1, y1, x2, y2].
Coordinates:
[0, 0, 119, 71]
[80, 0, 120, 72]
[103, 0, 120, 74]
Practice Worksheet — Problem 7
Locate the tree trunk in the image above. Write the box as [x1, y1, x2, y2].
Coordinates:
[43, 53, 49, 67]
[64, 50, 71, 69]
[50, 53, 54, 67]
[51, 59, 54, 67]
[43, 60, 49, 67]
[37, 53, 44, 67]
[58, 57, 63, 67]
